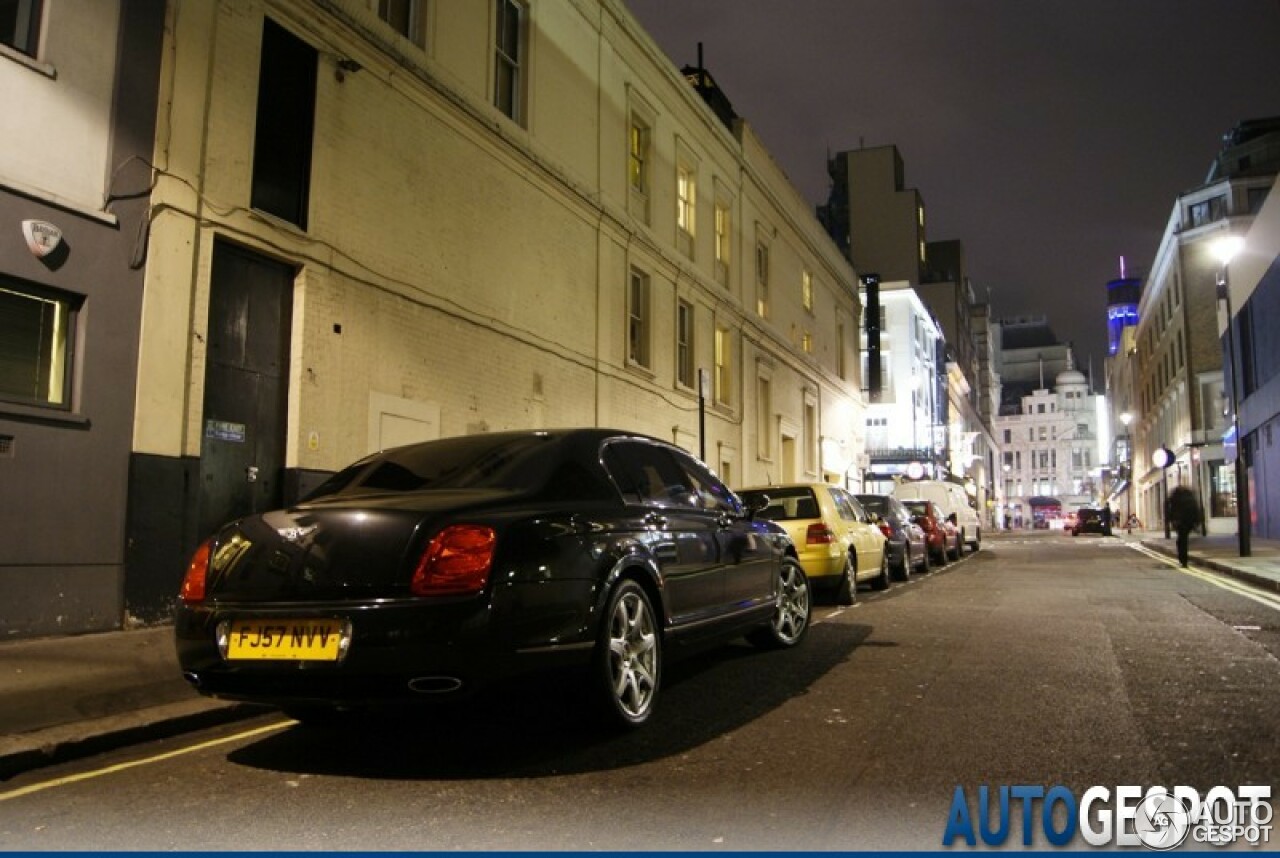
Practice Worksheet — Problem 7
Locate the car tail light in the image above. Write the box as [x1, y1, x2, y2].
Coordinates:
[411, 525, 497, 595]
[180, 538, 212, 604]
[878, 522, 893, 539]
[806, 523, 835, 545]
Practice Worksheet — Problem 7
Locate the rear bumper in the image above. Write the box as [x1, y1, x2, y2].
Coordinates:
[174, 597, 592, 707]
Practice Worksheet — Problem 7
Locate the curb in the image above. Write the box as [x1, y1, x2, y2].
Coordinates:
[0, 699, 270, 782]
[1140, 540, 1280, 596]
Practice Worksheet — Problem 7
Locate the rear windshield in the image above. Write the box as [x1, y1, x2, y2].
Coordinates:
[306, 434, 560, 499]
[901, 499, 932, 517]
[739, 487, 820, 521]
[856, 495, 889, 516]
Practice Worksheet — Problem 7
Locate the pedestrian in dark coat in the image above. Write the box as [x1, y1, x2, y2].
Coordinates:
[1165, 486, 1201, 567]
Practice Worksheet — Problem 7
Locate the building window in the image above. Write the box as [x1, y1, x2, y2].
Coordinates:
[836, 322, 846, 379]
[493, 0, 524, 122]
[378, 0, 425, 45]
[714, 200, 730, 286]
[676, 299, 694, 388]
[803, 400, 817, 474]
[757, 375, 773, 459]
[628, 268, 650, 369]
[1187, 195, 1226, 228]
[714, 326, 732, 406]
[677, 163, 696, 257]
[802, 269, 813, 312]
[1, 0, 41, 58]
[755, 242, 770, 318]
[252, 19, 317, 230]
[628, 116, 649, 196]
[801, 329, 813, 354]
[0, 279, 77, 409]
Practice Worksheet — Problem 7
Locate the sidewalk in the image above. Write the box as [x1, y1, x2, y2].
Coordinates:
[0, 624, 263, 780]
[3, 531, 1280, 782]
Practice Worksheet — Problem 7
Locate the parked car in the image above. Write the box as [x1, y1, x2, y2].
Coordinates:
[1072, 507, 1110, 536]
[899, 498, 961, 564]
[892, 479, 981, 553]
[738, 482, 888, 605]
[175, 429, 811, 730]
[855, 493, 929, 578]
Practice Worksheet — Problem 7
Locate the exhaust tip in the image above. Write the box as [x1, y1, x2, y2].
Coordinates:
[182, 671, 202, 688]
[407, 676, 463, 694]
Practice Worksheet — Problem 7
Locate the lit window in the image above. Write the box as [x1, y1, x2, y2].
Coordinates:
[801, 330, 813, 354]
[493, 0, 524, 122]
[714, 201, 730, 285]
[802, 269, 813, 311]
[714, 326, 732, 406]
[677, 164, 696, 238]
[378, 0, 424, 45]
[0, 280, 77, 409]
[676, 299, 694, 388]
[1, 0, 42, 58]
[757, 376, 772, 458]
[628, 268, 650, 369]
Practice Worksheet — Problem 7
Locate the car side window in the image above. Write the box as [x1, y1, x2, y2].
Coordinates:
[828, 488, 858, 522]
[671, 450, 742, 515]
[843, 490, 871, 523]
[602, 441, 698, 509]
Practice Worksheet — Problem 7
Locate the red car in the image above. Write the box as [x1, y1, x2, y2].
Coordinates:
[901, 499, 961, 564]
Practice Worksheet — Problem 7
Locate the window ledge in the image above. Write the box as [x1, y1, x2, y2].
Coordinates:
[0, 401, 89, 428]
[0, 42, 56, 78]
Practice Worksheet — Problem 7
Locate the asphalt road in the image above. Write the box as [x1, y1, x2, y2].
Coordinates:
[2, 533, 1277, 850]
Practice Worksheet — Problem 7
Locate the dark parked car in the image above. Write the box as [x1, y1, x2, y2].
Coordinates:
[855, 493, 929, 578]
[176, 429, 811, 729]
[1072, 507, 1111, 536]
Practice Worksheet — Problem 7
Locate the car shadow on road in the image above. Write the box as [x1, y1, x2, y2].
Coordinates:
[225, 621, 872, 780]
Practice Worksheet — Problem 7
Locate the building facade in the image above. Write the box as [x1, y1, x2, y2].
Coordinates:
[859, 280, 944, 493]
[0, 0, 166, 638]
[1126, 120, 1279, 534]
[994, 363, 1106, 528]
[112, 0, 866, 631]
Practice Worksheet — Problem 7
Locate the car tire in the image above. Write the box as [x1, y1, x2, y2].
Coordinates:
[594, 578, 661, 729]
[871, 550, 890, 590]
[748, 558, 811, 649]
[833, 554, 856, 606]
[891, 543, 910, 582]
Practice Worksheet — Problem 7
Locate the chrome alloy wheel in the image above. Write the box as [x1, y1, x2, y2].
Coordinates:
[607, 585, 659, 721]
[772, 560, 811, 644]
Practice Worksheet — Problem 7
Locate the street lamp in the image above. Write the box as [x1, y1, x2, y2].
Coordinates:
[1213, 235, 1250, 557]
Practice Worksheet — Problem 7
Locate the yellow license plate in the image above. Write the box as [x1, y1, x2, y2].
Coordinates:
[226, 619, 348, 661]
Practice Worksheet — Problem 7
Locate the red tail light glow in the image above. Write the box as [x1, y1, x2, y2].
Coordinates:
[180, 538, 212, 604]
[411, 525, 497, 595]
[805, 523, 835, 545]
[878, 523, 893, 539]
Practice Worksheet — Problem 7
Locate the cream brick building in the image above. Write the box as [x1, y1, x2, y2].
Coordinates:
[121, 0, 866, 619]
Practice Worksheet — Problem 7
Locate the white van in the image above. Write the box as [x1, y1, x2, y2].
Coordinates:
[892, 479, 981, 553]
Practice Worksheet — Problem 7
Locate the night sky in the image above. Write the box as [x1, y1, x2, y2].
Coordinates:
[625, 0, 1280, 374]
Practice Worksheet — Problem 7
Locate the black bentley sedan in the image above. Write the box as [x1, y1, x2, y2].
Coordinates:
[175, 429, 810, 728]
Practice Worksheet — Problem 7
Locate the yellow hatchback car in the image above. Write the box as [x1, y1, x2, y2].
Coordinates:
[738, 482, 888, 605]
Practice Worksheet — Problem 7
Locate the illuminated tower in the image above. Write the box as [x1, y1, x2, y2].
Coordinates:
[1106, 257, 1141, 356]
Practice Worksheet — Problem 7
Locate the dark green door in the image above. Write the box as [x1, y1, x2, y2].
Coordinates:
[198, 242, 294, 540]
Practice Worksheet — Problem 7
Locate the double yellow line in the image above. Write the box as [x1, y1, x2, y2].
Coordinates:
[1130, 543, 1280, 612]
